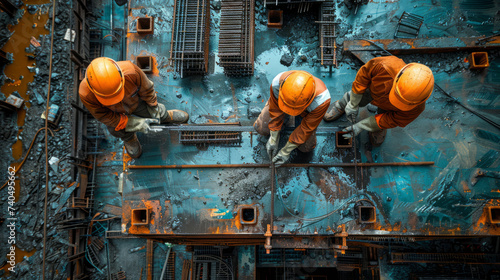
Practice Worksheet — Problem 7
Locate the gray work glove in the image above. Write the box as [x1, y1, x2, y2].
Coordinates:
[266, 130, 280, 160]
[342, 116, 380, 139]
[344, 89, 364, 123]
[147, 103, 166, 121]
[273, 141, 299, 167]
[125, 116, 160, 134]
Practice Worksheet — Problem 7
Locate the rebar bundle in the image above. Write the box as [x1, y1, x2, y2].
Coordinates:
[170, 0, 211, 77]
[218, 0, 255, 76]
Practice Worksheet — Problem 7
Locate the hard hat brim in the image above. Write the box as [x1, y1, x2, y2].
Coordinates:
[94, 85, 125, 106]
[278, 97, 304, 116]
[389, 86, 417, 111]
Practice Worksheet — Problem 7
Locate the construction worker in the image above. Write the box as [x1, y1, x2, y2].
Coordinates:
[79, 57, 189, 158]
[324, 56, 434, 146]
[254, 70, 331, 166]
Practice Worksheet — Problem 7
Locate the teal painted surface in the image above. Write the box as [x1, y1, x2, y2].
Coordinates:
[93, 0, 500, 236]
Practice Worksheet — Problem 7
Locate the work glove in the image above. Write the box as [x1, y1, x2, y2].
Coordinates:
[342, 116, 380, 139]
[125, 116, 160, 134]
[266, 130, 280, 160]
[147, 103, 166, 121]
[273, 141, 299, 167]
[344, 89, 364, 123]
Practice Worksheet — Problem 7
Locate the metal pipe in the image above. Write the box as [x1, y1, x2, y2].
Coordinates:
[270, 162, 275, 232]
[128, 161, 435, 169]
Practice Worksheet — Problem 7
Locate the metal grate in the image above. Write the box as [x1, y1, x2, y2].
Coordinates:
[391, 252, 500, 264]
[257, 247, 304, 265]
[110, 271, 127, 280]
[317, 1, 337, 67]
[89, 29, 103, 60]
[193, 246, 234, 280]
[218, 0, 255, 76]
[179, 130, 242, 146]
[394, 12, 423, 38]
[170, 0, 211, 77]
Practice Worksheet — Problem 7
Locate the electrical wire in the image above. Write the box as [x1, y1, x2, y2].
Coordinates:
[275, 174, 363, 222]
[0, 127, 54, 191]
[360, 39, 500, 130]
[42, 0, 57, 277]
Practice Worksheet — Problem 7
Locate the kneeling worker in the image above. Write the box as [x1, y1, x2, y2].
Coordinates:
[324, 56, 434, 146]
[79, 57, 189, 158]
[254, 71, 331, 166]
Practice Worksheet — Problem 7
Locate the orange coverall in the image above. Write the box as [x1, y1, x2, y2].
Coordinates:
[352, 56, 425, 130]
[268, 73, 331, 145]
[79, 61, 158, 131]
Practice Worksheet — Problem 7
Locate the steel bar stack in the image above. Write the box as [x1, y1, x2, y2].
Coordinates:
[170, 0, 210, 77]
[218, 0, 255, 76]
[394, 11, 423, 38]
[179, 130, 243, 146]
[317, 1, 337, 68]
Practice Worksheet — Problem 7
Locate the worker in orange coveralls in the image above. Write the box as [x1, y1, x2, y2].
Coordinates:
[79, 57, 189, 158]
[254, 70, 331, 167]
[324, 56, 434, 146]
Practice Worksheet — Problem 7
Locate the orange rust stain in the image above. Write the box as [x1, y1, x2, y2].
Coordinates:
[1, 248, 36, 275]
[123, 147, 133, 171]
[462, 181, 471, 193]
[11, 136, 23, 160]
[265, 62, 269, 65]
[455, 129, 460, 137]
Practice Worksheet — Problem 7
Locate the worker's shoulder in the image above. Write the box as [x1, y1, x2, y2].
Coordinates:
[117, 60, 139, 74]
[78, 78, 99, 105]
[369, 56, 406, 75]
[78, 78, 90, 98]
[312, 76, 327, 92]
[370, 56, 405, 64]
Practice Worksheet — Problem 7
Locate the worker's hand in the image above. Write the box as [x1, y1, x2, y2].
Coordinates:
[272, 141, 298, 167]
[341, 125, 362, 139]
[125, 116, 160, 134]
[344, 102, 359, 123]
[266, 130, 280, 160]
[147, 103, 166, 121]
[345, 89, 363, 123]
[342, 116, 380, 139]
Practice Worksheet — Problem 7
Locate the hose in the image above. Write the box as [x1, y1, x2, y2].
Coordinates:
[0, 127, 54, 191]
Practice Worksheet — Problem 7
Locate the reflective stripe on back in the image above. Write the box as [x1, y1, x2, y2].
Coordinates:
[272, 72, 286, 99]
[307, 89, 331, 112]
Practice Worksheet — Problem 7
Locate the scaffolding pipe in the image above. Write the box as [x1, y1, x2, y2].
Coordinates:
[128, 161, 434, 169]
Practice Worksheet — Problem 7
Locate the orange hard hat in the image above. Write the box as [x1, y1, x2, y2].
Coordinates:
[85, 57, 125, 106]
[278, 71, 316, 116]
[389, 63, 434, 111]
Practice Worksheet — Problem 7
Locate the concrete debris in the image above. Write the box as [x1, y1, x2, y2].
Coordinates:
[280, 53, 294, 66]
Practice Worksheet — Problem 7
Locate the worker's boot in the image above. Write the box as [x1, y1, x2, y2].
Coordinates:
[369, 129, 387, 147]
[124, 134, 142, 158]
[323, 100, 345, 122]
[161, 109, 189, 124]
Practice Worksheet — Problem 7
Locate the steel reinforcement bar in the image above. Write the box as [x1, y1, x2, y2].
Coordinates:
[218, 0, 255, 76]
[170, 0, 210, 77]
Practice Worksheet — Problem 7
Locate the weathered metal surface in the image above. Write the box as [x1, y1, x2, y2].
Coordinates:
[218, 0, 255, 76]
[170, 0, 210, 77]
[344, 37, 500, 63]
[317, 2, 337, 67]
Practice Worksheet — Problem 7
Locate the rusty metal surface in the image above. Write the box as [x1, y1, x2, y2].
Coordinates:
[88, 0, 500, 246]
[344, 36, 500, 64]
[218, 0, 255, 76]
[317, 1, 337, 67]
[170, 0, 211, 77]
